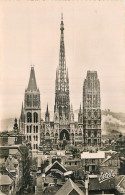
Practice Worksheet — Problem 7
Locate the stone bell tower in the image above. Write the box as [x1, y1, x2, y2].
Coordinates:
[20, 66, 41, 152]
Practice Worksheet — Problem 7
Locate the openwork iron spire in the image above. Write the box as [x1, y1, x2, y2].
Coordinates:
[55, 15, 70, 119]
[56, 15, 69, 92]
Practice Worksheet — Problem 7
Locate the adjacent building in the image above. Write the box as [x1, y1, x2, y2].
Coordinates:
[83, 71, 101, 147]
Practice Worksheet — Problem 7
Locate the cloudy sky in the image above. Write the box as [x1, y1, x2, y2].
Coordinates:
[0, 0, 125, 120]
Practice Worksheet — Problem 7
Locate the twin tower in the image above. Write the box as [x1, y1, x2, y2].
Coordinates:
[19, 17, 101, 152]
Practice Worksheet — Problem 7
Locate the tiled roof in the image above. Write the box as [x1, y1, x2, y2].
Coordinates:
[45, 160, 67, 174]
[89, 176, 124, 191]
[55, 178, 85, 195]
[116, 176, 125, 193]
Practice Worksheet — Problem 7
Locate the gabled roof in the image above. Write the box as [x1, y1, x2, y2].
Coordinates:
[100, 151, 118, 166]
[0, 174, 13, 185]
[116, 176, 125, 193]
[55, 178, 85, 195]
[27, 67, 37, 91]
[45, 160, 67, 175]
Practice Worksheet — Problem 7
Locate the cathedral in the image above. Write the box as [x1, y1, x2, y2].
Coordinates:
[19, 16, 101, 152]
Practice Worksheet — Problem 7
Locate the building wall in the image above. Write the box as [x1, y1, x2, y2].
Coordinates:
[83, 71, 101, 147]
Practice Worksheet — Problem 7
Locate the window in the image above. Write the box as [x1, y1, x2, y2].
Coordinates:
[88, 120, 91, 125]
[36, 126, 38, 133]
[94, 120, 97, 125]
[27, 126, 29, 133]
[88, 131, 91, 137]
[34, 144, 35, 149]
[34, 112, 38, 123]
[36, 135, 38, 141]
[92, 159, 95, 164]
[34, 126, 35, 133]
[27, 112, 32, 123]
[94, 131, 97, 137]
[79, 131, 82, 136]
[30, 125, 32, 133]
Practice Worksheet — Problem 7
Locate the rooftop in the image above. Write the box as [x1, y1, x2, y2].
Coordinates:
[81, 151, 105, 159]
[55, 178, 85, 195]
[0, 174, 13, 185]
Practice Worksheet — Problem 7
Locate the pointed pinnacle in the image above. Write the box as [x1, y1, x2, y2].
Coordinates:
[46, 103, 49, 113]
[61, 13, 63, 21]
[71, 104, 73, 111]
[79, 103, 82, 113]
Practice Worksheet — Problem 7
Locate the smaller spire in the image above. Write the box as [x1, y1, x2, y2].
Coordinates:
[45, 103, 50, 123]
[79, 103, 81, 113]
[20, 102, 24, 117]
[70, 104, 73, 112]
[20, 102, 24, 122]
[21, 102, 23, 112]
[61, 13, 63, 21]
[46, 103, 49, 114]
[13, 118, 18, 131]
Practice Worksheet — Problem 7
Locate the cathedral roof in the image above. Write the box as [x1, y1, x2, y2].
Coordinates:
[27, 67, 38, 91]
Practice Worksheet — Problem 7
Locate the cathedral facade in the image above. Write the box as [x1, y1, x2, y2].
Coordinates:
[19, 17, 101, 151]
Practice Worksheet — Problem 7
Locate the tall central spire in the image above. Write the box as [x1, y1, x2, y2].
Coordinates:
[56, 14, 69, 92]
[55, 15, 70, 120]
[60, 13, 65, 63]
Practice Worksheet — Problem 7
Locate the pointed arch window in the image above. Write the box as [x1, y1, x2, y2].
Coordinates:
[34, 126, 35, 133]
[36, 126, 38, 133]
[34, 112, 38, 123]
[27, 95, 30, 107]
[30, 125, 32, 133]
[27, 126, 29, 133]
[27, 112, 32, 123]
[59, 107, 62, 115]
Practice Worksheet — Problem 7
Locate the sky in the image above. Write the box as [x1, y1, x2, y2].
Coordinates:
[0, 0, 125, 120]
